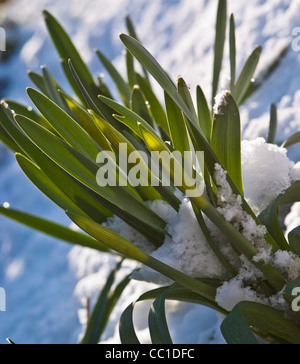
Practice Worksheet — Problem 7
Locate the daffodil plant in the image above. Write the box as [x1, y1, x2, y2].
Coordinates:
[1, 0, 300, 344]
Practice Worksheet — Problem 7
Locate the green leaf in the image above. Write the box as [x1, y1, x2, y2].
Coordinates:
[229, 14, 236, 93]
[164, 91, 190, 157]
[60, 58, 88, 107]
[212, 0, 227, 103]
[240, 45, 289, 105]
[259, 181, 300, 251]
[149, 289, 173, 344]
[80, 260, 130, 344]
[281, 132, 300, 149]
[267, 103, 277, 144]
[211, 91, 243, 195]
[119, 302, 141, 344]
[41, 66, 72, 114]
[0, 120, 22, 153]
[27, 70, 49, 96]
[59, 90, 113, 152]
[135, 73, 169, 135]
[221, 304, 259, 344]
[234, 46, 262, 105]
[125, 15, 149, 81]
[130, 86, 153, 127]
[0, 204, 109, 253]
[95, 49, 131, 106]
[288, 226, 300, 257]
[177, 77, 198, 123]
[283, 274, 300, 304]
[43, 11, 94, 88]
[228, 301, 300, 344]
[196, 85, 212, 141]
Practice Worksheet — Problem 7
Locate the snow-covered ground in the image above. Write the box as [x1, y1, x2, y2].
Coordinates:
[0, 0, 299, 344]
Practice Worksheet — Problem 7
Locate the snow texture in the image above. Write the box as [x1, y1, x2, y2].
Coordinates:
[0, 0, 300, 344]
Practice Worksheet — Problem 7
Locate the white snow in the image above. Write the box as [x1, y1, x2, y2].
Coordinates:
[241, 138, 300, 214]
[0, 0, 300, 344]
[213, 90, 230, 116]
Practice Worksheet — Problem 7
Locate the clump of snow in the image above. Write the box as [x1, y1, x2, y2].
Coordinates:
[102, 215, 155, 254]
[213, 90, 230, 116]
[213, 162, 300, 312]
[241, 138, 300, 214]
[216, 258, 266, 311]
[214, 163, 269, 251]
[124, 199, 228, 285]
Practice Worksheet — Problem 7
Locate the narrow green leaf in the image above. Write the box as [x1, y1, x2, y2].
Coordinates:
[283, 274, 300, 309]
[196, 85, 212, 141]
[95, 49, 131, 106]
[81, 260, 129, 344]
[126, 49, 137, 89]
[119, 302, 141, 344]
[119, 34, 199, 130]
[43, 10, 94, 86]
[221, 304, 259, 344]
[240, 45, 289, 105]
[164, 91, 190, 157]
[212, 0, 227, 103]
[259, 181, 300, 251]
[135, 73, 169, 135]
[60, 58, 89, 107]
[232, 301, 300, 344]
[96, 271, 132, 341]
[130, 86, 154, 127]
[68, 59, 122, 131]
[27, 70, 49, 96]
[288, 226, 300, 257]
[267, 103, 277, 144]
[0, 204, 109, 253]
[234, 46, 262, 105]
[281, 132, 300, 149]
[149, 289, 173, 344]
[97, 74, 114, 100]
[59, 90, 113, 152]
[177, 77, 198, 122]
[125, 15, 149, 81]
[229, 14, 236, 93]
[211, 91, 243, 195]
[41, 66, 72, 113]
